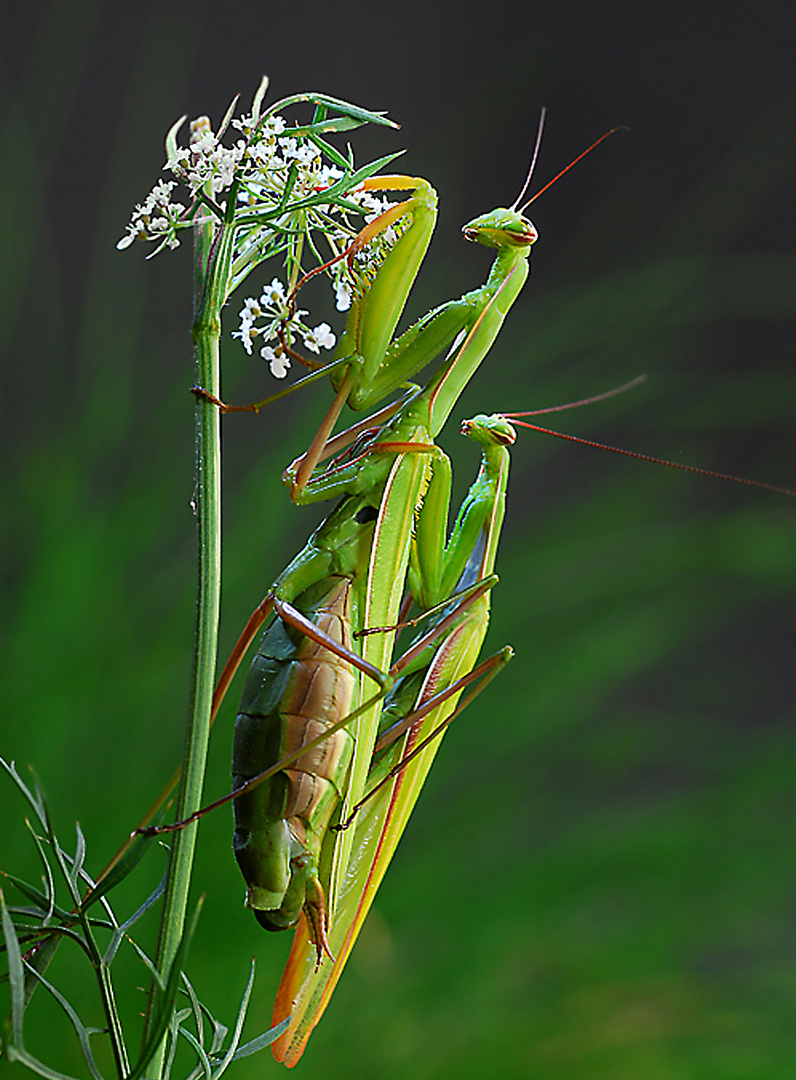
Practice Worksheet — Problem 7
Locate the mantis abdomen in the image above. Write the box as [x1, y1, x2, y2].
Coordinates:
[231, 577, 356, 945]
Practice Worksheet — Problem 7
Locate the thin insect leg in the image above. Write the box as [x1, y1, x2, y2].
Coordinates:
[291, 368, 356, 498]
[388, 577, 495, 680]
[137, 681, 389, 837]
[273, 599, 386, 688]
[356, 573, 499, 639]
[191, 352, 353, 414]
[212, 594, 276, 720]
[282, 394, 409, 482]
[335, 646, 513, 831]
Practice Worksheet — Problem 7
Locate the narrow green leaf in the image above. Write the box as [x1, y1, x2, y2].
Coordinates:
[229, 1016, 291, 1059]
[251, 75, 269, 123]
[180, 972, 206, 1054]
[263, 92, 398, 130]
[0, 758, 48, 829]
[24, 818, 56, 921]
[0, 872, 71, 921]
[1, 890, 26, 1048]
[22, 962, 107, 1080]
[81, 833, 156, 912]
[290, 116, 366, 138]
[165, 115, 187, 170]
[68, 824, 87, 892]
[216, 93, 240, 140]
[277, 160, 300, 212]
[340, 150, 407, 190]
[178, 1025, 212, 1080]
[208, 961, 254, 1078]
[126, 935, 162, 986]
[102, 875, 165, 966]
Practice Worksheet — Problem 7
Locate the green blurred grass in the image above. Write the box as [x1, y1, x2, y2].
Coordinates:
[2, 3, 795, 1077]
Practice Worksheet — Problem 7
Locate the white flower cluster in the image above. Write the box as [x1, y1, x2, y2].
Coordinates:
[117, 109, 398, 257]
[233, 278, 336, 378]
[116, 179, 186, 250]
[118, 95, 408, 378]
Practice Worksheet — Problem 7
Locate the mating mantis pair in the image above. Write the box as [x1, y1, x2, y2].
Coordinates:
[161, 103, 706, 1064]
[157, 102, 795, 1064]
[206, 186, 538, 1063]
[172, 119, 577, 1062]
[144, 98, 795, 1067]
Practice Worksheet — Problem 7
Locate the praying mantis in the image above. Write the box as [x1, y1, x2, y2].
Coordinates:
[199, 162, 541, 1061]
[142, 105, 795, 1067]
[267, 410, 517, 1065]
[219, 178, 537, 959]
[151, 116, 636, 1065]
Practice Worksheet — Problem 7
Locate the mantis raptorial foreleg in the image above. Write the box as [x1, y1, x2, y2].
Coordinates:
[286, 177, 535, 498]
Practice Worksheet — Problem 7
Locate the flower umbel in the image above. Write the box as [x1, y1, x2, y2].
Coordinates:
[118, 79, 408, 379]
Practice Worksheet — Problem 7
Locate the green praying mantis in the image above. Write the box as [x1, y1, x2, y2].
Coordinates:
[176, 116, 580, 1062]
[153, 103, 785, 1065]
[141, 103, 796, 1067]
[209, 175, 541, 1063]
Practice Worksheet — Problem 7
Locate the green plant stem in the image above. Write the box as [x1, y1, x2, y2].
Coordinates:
[141, 211, 228, 1077]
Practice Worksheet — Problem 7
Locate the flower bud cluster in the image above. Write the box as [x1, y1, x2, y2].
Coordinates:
[118, 90, 406, 380]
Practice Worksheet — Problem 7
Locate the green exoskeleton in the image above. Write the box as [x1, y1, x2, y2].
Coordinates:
[151, 119, 630, 1065]
[270, 412, 518, 1065]
[224, 191, 535, 954]
[203, 144, 545, 960]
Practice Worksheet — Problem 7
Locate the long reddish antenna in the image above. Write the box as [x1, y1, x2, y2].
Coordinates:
[510, 107, 547, 212]
[503, 375, 646, 418]
[507, 419, 796, 497]
[519, 125, 628, 213]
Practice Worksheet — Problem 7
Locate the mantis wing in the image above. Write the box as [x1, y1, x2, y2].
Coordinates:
[271, 619, 488, 1066]
[272, 415, 512, 1065]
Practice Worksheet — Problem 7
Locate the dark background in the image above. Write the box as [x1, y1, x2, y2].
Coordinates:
[2, 2, 795, 1077]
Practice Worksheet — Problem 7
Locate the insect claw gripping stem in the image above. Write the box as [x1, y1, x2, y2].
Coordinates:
[190, 384, 260, 414]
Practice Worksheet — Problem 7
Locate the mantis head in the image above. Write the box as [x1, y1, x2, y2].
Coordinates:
[462, 209, 538, 250]
[462, 109, 626, 255]
[460, 413, 518, 446]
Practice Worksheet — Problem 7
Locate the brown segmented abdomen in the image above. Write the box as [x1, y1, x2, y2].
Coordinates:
[231, 577, 358, 918]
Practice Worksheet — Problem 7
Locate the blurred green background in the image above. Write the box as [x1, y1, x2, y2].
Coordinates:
[2, 2, 795, 1077]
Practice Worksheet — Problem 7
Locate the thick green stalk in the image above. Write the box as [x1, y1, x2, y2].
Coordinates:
[141, 208, 232, 1076]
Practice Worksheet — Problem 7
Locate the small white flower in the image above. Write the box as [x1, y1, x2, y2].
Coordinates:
[334, 279, 352, 312]
[190, 130, 217, 154]
[295, 143, 320, 165]
[315, 164, 344, 189]
[303, 322, 336, 354]
[260, 278, 286, 307]
[150, 179, 176, 206]
[232, 323, 256, 355]
[261, 345, 290, 378]
[239, 297, 263, 321]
